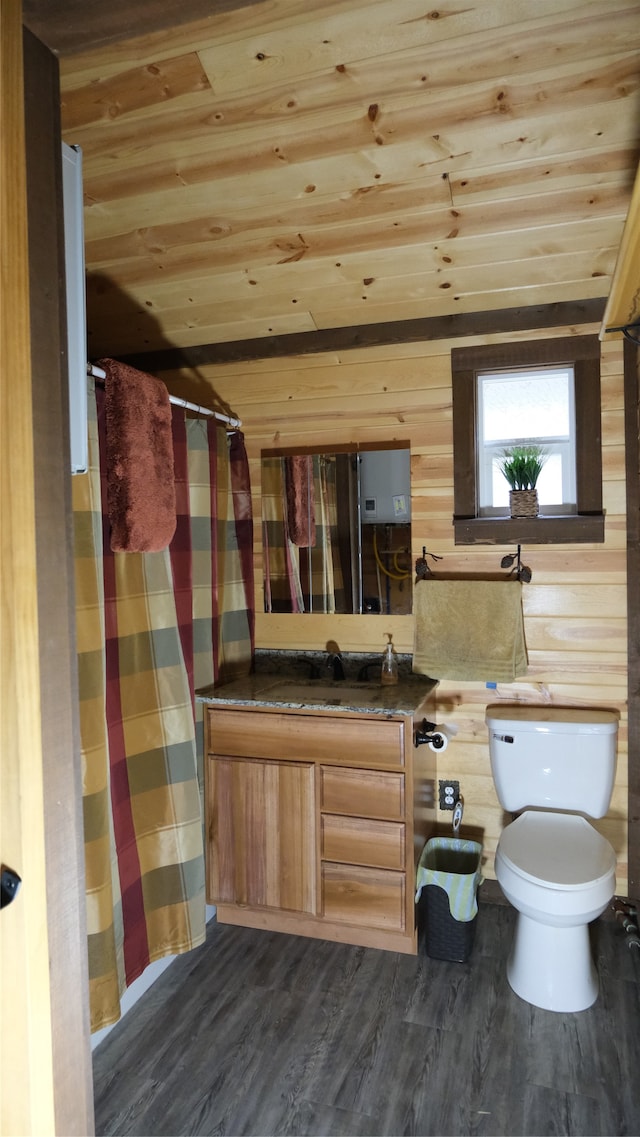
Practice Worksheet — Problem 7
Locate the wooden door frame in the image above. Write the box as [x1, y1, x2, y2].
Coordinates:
[624, 335, 640, 901]
[0, 9, 94, 1134]
[0, 4, 56, 1131]
[23, 24, 94, 1135]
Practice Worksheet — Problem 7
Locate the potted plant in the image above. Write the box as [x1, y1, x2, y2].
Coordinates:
[498, 444, 547, 518]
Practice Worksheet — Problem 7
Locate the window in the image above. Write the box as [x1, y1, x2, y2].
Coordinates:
[451, 336, 604, 544]
[477, 366, 576, 515]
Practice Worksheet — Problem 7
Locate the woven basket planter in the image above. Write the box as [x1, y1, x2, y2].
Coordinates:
[509, 489, 539, 518]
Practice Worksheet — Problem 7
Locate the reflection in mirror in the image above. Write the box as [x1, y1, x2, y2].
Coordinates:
[261, 447, 412, 615]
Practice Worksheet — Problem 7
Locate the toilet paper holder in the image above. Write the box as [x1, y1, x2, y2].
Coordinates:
[414, 718, 447, 750]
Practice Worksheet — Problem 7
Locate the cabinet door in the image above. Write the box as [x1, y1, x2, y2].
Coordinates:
[209, 756, 316, 914]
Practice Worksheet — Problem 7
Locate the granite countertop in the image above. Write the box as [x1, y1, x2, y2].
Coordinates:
[197, 650, 437, 717]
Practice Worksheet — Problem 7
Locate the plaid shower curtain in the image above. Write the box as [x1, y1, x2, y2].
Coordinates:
[262, 455, 304, 613]
[262, 455, 345, 613]
[186, 419, 255, 769]
[74, 381, 253, 1031]
[308, 456, 347, 613]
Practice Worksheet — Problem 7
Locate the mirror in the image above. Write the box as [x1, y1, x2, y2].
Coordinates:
[261, 447, 412, 615]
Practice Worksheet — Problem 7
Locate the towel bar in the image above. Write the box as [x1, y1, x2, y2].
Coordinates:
[415, 544, 532, 583]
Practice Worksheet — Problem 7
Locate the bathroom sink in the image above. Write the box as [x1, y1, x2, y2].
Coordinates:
[258, 678, 380, 705]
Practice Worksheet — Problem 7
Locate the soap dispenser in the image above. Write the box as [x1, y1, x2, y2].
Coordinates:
[381, 634, 399, 686]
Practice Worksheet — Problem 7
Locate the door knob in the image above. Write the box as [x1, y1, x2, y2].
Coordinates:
[1, 866, 22, 908]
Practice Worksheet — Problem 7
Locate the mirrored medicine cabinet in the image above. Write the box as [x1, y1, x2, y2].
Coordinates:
[261, 445, 412, 616]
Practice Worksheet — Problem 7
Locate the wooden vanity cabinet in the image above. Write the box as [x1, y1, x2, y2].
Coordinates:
[205, 703, 435, 954]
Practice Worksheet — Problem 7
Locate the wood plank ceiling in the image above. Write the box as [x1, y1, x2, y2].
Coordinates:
[49, 0, 640, 358]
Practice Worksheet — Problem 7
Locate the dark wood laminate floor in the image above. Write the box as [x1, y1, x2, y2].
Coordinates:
[93, 903, 640, 1137]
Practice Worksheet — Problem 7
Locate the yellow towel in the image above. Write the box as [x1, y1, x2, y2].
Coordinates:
[413, 578, 528, 682]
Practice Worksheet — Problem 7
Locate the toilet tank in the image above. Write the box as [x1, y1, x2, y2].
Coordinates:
[485, 705, 618, 817]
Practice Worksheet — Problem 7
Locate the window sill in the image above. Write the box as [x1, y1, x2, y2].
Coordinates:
[453, 514, 605, 546]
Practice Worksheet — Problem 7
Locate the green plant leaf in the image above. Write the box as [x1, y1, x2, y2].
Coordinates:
[498, 445, 548, 490]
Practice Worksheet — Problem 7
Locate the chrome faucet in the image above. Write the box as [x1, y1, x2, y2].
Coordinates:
[326, 652, 346, 681]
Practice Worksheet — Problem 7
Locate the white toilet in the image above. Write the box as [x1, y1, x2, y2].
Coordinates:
[486, 704, 618, 1012]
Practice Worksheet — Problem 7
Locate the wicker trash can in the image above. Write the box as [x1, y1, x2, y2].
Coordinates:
[415, 837, 483, 962]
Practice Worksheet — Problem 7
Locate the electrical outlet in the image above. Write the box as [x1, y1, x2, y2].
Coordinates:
[438, 779, 460, 810]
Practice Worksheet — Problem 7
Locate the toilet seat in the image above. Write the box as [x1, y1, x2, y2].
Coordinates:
[498, 811, 616, 890]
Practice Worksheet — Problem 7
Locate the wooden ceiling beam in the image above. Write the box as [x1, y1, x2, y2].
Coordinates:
[117, 297, 606, 370]
[23, 0, 265, 57]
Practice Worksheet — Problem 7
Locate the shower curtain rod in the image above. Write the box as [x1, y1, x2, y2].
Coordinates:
[87, 364, 242, 429]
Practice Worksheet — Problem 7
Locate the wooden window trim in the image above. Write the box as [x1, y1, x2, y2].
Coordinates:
[451, 336, 604, 545]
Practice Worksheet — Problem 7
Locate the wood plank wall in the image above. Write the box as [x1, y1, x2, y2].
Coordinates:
[159, 320, 629, 892]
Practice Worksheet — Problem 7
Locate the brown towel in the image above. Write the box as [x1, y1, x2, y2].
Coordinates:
[412, 578, 528, 682]
[284, 455, 316, 547]
[99, 358, 176, 553]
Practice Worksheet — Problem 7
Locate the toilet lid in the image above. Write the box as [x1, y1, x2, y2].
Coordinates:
[498, 811, 616, 889]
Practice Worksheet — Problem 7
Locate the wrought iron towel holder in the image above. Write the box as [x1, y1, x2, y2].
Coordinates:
[415, 544, 532, 583]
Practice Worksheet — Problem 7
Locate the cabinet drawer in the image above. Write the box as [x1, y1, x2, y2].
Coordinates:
[322, 815, 405, 870]
[320, 766, 404, 821]
[208, 708, 404, 768]
[322, 863, 406, 930]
